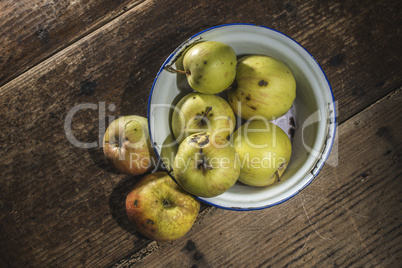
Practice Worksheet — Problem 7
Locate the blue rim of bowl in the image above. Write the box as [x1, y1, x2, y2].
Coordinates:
[147, 23, 337, 211]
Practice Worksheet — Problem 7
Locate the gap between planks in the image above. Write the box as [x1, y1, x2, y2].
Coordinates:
[0, 0, 148, 92]
[111, 86, 401, 267]
[339, 83, 402, 126]
[111, 206, 218, 267]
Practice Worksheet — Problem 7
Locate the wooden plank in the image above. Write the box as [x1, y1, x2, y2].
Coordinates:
[293, 0, 402, 123]
[0, 0, 145, 87]
[0, 0, 400, 266]
[114, 88, 402, 267]
[0, 0, 400, 121]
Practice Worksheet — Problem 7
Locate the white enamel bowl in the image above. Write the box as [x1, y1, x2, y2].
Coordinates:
[148, 24, 336, 210]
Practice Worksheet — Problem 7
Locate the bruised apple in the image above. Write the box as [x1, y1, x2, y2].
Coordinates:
[173, 132, 240, 198]
[232, 120, 292, 187]
[103, 116, 156, 175]
[171, 92, 236, 144]
[126, 172, 200, 241]
[228, 55, 296, 121]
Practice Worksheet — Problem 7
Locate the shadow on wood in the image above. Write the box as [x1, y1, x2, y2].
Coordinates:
[108, 173, 153, 241]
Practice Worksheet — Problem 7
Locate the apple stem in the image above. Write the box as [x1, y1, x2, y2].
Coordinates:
[166, 66, 190, 75]
[275, 170, 281, 182]
[198, 106, 212, 126]
[275, 162, 286, 183]
[204, 106, 212, 117]
[163, 199, 171, 208]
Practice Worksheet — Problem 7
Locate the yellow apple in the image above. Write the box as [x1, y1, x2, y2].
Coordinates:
[103, 116, 156, 175]
[173, 132, 240, 197]
[228, 55, 296, 121]
[126, 172, 200, 241]
[171, 92, 236, 144]
[182, 41, 237, 94]
[232, 120, 292, 187]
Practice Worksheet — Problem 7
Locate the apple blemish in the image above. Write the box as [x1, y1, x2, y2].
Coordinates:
[196, 148, 213, 174]
[258, 80, 268, 86]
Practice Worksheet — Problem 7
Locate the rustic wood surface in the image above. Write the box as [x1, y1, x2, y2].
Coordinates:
[0, 0, 145, 87]
[114, 89, 401, 267]
[0, 0, 401, 267]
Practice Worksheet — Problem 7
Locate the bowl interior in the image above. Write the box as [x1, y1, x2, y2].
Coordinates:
[148, 24, 336, 210]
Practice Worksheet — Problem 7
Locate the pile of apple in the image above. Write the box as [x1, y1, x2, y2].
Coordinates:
[102, 41, 296, 242]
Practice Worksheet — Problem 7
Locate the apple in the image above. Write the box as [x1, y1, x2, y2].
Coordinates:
[159, 134, 178, 173]
[126, 172, 200, 241]
[232, 120, 292, 187]
[173, 132, 240, 198]
[228, 55, 296, 121]
[103, 116, 156, 175]
[171, 92, 236, 144]
[171, 41, 237, 94]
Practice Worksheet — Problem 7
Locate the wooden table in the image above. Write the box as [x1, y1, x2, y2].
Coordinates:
[1, 0, 401, 267]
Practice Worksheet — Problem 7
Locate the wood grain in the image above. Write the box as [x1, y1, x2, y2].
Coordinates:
[0, 0, 400, 120]
[115, 89, 402, 267]
[0, 0, 400, 267]
[0, 0, 145, 87]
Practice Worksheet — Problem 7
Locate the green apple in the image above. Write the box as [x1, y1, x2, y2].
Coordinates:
[159, 134, 178, 173]
[181, 41, 237, 94]
[126, 172, 200, 241]
[228, 55, 296, 121]
[232, 120, 292, 187]
[171, 92, 236, 144]
[103, 116, 156, 175]
[173, 132, 240, 198]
